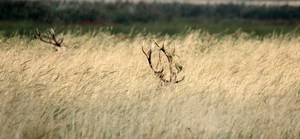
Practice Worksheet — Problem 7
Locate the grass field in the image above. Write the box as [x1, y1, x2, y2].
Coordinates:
[0, 30, 299, 139]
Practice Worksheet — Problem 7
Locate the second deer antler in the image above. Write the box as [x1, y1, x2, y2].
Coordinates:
[34, 28, 67, 51]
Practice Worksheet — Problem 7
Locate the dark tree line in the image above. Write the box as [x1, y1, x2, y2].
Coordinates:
[0, 1, 299, 24]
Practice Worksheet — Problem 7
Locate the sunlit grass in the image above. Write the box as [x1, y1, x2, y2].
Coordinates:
[0, 31, 299, 139]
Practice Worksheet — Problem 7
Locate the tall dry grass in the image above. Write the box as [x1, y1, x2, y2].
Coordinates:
[0, 31, 299, 139]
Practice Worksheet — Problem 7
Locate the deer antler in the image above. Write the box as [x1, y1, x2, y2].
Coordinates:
[142, 41, 185, 85]
[34, 28, 67, 51]
[142, 42, 168, 83]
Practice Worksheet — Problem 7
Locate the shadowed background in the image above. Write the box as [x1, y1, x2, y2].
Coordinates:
[0, 0, 299, 36]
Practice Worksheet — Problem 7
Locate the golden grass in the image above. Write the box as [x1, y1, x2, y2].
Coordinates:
[0, 31, 299, 139]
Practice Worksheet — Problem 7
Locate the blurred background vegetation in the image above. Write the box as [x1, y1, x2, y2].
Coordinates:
[0, 0, 299, 36]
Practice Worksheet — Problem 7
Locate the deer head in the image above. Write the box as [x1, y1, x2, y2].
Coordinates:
[142, 41, 185, 85]
[34, 28, 67, 51]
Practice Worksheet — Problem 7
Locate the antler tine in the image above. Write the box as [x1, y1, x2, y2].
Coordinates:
[35, 28, 40, 36]
[156, 50, 162, 69]
[49, 28, 55, 36]
[142, 41, 150, 58]
[34, 28, 43, 39]
[157, 41, 173, 64]
[142, 42, 153, 69]
[142, 41, 164, 73]
[49, 28, 63, 47]
[175, 76, 185, 83]
[153, 40, 162, 49]
[57, 38, 64, 45]
[53, 37, 63, 47]
[141, 41, 146, 55]
[172, 44, 176, 56]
